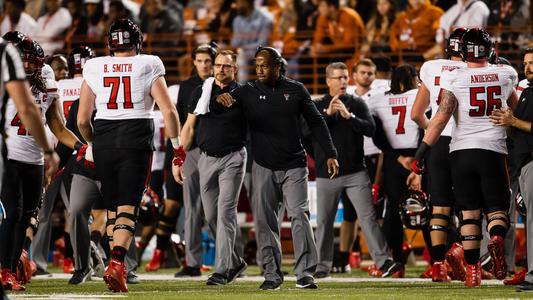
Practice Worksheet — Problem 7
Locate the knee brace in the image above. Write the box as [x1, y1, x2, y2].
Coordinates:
[156, 213, 177, 234]
[429, 212, 451, 232]
[114, 209, 139, 235]
[458, 214, 482, 242]
[486, 213, 509, 230]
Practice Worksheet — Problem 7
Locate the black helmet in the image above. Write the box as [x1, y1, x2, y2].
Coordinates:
[2, 31, 26, 47]
[107, 18, 143, 55]
[16, 38, 45, 80]
[446, 27, 467, 57]
[460, 28, 493, 62]
[399, 189, 429, 230]
[68, 45, 95, 75]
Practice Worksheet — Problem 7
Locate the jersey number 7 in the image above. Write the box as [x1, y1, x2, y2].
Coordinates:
[392, 106, 406, 134]
[104, 76, 133, 109]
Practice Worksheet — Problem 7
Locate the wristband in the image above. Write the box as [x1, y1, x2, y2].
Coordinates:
[44, 150, 54, 155]
[170, 137, 180, 149]
[414, 142, 430, 161]
[74, 141, 84, 151]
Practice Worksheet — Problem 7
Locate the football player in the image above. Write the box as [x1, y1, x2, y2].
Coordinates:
[77, 19, 182, 293]
[412, 28, 518, 287]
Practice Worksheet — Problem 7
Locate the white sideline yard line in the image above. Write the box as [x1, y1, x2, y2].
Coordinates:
[10, 295, 126, 300]
[30, 273, 504, 285]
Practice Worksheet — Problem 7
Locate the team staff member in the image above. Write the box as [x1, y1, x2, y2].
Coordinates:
[490, 48, 533, 292]
[218, 47, 339, 290]
[312, 62, 400, 279]
[146, 44, 217, 277]
[0, 38, 58, 294]
[78, 19, 182, 293]
[178, 50, 247, 285]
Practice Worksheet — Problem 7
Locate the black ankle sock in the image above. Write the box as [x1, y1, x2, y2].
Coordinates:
[339, 251, 349, 266]
[90, 231, 102, 244]
[489, 225, 506, 239]
[464, 249, 480, 265]
[432, 244, 446, 261]
[111, 246, 128, 262]
[156, 235, 171, 250]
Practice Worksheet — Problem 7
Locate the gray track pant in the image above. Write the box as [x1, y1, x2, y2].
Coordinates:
[252, 162, 317, 282]
[183, 148, 204, 268]
[198, 148, 246, 275]
[315, 171, 391, 273]
[520, 161, 533, 283]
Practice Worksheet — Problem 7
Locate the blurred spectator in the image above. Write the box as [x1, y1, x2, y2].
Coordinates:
[66, 0, 87, 36]
[433, 0, 456, 11]
[33, 0, 73, 55]
[204, 0, 236, 36]
[388, 0, 443, 58]
[271, 0, 299, 55]
[231, 0, 273, 78]
[295, 0, 319, 31]
[347, 0, 376, 24]
[82, 0, 106, 37]
[106, 0, 139, 32]
[360, 0, 398, 57]
[0, 0, 37, 36]
[485, 0, 528, 26]
[310, 0, 365, 58]
[141, 0, 183, 34]
[424, 0, 489, 59]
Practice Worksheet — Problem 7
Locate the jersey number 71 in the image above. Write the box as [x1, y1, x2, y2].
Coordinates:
[104, 76, 133, 109]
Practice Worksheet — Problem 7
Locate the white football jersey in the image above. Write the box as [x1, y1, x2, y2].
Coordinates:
[83, 55, 165, 120]
[517, 78, 529, 98]
[441, 64, 518, 154]
[5, 77, 58, 165]
[57, 76, 83, 119]
[419, 59, 466, 136]
[369, 88, 419, 149]
[151, 110, 166, 171]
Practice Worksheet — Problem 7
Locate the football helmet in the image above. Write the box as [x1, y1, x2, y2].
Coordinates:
[68, 45, 95, 75]
[16, 38, 45, 79]
[446, 27, 467, 57]
[138, 187, 162, 226]
[107, 18, 143, 55]
[399, 189, 429, 230]
[460, 28, 493, 62]
[2, 31, 26, 46]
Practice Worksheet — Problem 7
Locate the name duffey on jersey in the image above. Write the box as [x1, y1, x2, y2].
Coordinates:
[83, 55, 165, 120]
[5, 77, 59, 165]
[369, 89, 419, 149]
[440, 64, 518, 154]
[419, 59, 466, 136]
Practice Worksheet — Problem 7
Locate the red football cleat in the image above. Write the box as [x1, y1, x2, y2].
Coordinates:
[446, 242, 466, 281]
[349, 252, 361, 269]
[367, 264, 382, 277]
[465, 263, 481, 287]
[1, 268, 25, 291]
[420, 265, 433, 279]
[488, 235, 506, 280]
[30, 260, 37, 276]
[104, 259, 128, 292]
[432, 261, 451, 282]
[16, 250, 32, 284]
[392, 265, 405, 278]
[504, 268, 527, 285]
[145, 249, 165, 272]
[63, 257, 75, 274]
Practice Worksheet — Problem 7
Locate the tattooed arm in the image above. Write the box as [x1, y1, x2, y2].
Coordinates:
[423, 89, 457, 146]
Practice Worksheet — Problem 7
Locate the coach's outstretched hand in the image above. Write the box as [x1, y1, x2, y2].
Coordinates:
[216, 93, 236, 107]
[327, 158, 339, 179]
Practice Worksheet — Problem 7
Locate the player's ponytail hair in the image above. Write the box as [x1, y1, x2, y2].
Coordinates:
[31, 71, 47, 93]
[387, 64, 418, 95]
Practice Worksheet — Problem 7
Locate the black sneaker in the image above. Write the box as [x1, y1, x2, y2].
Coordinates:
[174, 266, 201, 277]
[68, 268, 92, 285]
[127, 271, 140, 284]
[517, 281, 533, 292]
[296, 276, 318, 289]
[34, 268, 51, 276]
[227, 260, 248, 283]
[380, 259, 402, 278]
[206, 273, 227, 286]
[314, 271, 329, 279]
[260, 280, 281, 290]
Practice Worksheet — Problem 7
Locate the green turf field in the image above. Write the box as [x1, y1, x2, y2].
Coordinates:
[7, 265, 533, 299]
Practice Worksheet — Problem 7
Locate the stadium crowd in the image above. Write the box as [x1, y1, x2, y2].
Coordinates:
[0, 0, 533, 296]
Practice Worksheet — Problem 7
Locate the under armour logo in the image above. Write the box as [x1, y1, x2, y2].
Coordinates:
[284, 94, 290, 101]
[259, 95, 266, 100]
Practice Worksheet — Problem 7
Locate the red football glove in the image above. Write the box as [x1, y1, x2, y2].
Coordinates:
[172, 146, 186, 167]
[410, 159, 425, 175]
[371, 183, 381, 205]
[76, 144, 95, 169]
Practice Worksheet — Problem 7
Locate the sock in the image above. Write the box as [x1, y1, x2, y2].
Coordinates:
[489, 225, 506, 239]
[339, 251, 349, 266]
[156, 235, 171, 251]
[90, 231, 102, 245]
[111, 246, 128, 262]
[431, 244, 446, 261]
[464, 249, 480, 265]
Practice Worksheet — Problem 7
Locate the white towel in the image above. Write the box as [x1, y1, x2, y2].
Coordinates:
[194, 77, 215, 115]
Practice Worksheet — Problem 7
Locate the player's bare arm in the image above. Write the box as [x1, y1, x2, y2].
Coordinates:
[78, 80, 95, 143]
[411, 82, 431, 129]
[423, 89, 457, 146]
[506, 89, 519, 111]
[180, 113, 197, 151]
[151, 76, 180, 138]
[46, 99, 81, 149]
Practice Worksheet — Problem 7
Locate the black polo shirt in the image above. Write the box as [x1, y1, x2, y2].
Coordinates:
[312, 94, 375, 178]
[177, 75, 203, 126]
[230, 76, 337, 171]
[188, 81, 246, 156]
[511, 84, 533, 176]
